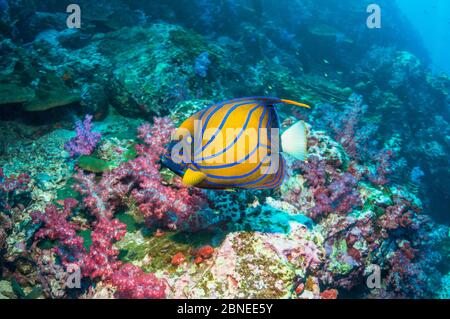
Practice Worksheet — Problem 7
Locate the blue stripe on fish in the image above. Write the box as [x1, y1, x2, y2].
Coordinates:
[200, 99, 248, 139]
[202, 104, 266, 161]
[204, 162, 277, 188]
[204, 155, 283, 188]
[199, 96, 282, 140]
[198, 101, 261, 156]
[200, 100, 229, 134]
[264, 158, 285, 188]
[253, 160, 285, 190]
[203, 154, 272, 180]
[194, 102, 273, 169]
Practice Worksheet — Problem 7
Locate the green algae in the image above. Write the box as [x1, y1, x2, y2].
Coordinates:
[77, 156, 113, 173]
[160, 168, 178, 184]
[123, 144, 138, 161]
[116, 230, 191, 273]
[328, 239, 354, 275]
[11, 278, 42, 299]
[77, 229, 93, 252]
[76, 138, 138, 174]
[23, 286, 43, 299]
[116, 211, 141, 233]
[37, 238, 57, 250]
[116, 225, 221, 274]
[56, 178, 80, 201]
[0, 280, 16, 299]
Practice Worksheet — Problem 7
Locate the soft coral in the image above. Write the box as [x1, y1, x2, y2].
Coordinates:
[0, 167, 30, 211]
[291, 156, 362, 220]
[73, 117, 208, 230]
[31, 199, 166, 298]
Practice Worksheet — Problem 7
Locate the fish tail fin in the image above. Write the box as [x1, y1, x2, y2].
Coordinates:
[281, 121, 308, 161]
[279, 99, 311, 109]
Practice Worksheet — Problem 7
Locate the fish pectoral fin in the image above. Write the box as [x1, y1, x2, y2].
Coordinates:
[182, 169, 206, 187]
[282, 121, 308, 161]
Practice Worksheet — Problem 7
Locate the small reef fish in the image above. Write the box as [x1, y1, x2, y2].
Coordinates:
[162, 97, 310, 190]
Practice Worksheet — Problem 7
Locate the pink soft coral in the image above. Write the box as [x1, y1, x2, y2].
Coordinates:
[31, 117, 209, 298]
[31, 198, 86, 266]
[287, 156, 362, 220]
[73, 117, 208, 230]
[111, 264, 166, 299]
[132, 119, 208, 229]
[82, 218, 127, 280]
[368, 149, 393, 186]
[31, 200, 166, 298]
[136, 117, 174, 157]
[0, 167, 30, 211]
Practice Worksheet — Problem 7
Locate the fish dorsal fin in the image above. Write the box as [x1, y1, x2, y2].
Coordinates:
[281, 121, 308, 161]
[279, 99, 311, 109]
[218, 97, 310, 109]
[182, 169, 206, 187]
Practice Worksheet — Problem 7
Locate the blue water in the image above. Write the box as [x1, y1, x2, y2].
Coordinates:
[396, 0, 450, 74]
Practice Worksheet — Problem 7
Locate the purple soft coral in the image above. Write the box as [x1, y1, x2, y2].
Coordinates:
[64, 115, 101, 157]
[286, 156, 362, 220]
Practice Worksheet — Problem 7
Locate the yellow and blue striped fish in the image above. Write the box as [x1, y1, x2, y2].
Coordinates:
[163, 97, 310, 190]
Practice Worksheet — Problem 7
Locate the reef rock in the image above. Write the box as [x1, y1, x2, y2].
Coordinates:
[0, 83, 35, 106]
[169, 222, 322, 299]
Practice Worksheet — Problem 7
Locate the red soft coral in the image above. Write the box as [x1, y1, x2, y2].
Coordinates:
[32, 200, 166, 298]
[111, 264, 166, 299]
[73, 117, 208, 230]
[31, 198, 86, 266]
[287, 156, 362, 220]
[0, 167, 30, 211]
[82, 218, 127, 280]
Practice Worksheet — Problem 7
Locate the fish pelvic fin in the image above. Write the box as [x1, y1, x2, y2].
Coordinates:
[281, 121, 308, 161]
[182, 168, 207, 187]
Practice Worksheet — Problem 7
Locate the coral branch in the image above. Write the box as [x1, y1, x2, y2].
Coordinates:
[64, 115, 101, 158]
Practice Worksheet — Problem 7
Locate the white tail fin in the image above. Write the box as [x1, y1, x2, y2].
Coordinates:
[281, 121, 308, 161]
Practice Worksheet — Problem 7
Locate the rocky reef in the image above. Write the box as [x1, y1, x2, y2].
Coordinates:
[0, 0, 449, 299]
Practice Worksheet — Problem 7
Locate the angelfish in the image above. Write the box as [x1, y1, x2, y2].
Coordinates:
[162, 97, 310, 190]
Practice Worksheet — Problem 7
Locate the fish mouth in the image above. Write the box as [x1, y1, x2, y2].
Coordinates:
[161, 154, 187, 177]
[161, 141, 188, 177]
